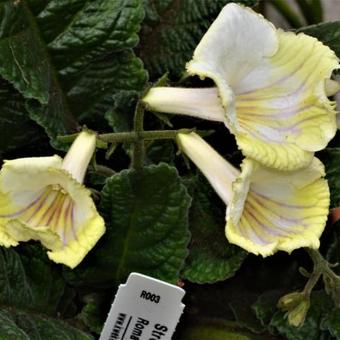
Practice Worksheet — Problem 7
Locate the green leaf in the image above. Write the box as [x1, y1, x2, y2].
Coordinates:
[145, 140, 175, 165]
[299, 22, 340, 57]
[182, 175, 247, 284]
[252, 290, 283, 328]
[40, 0, 148, 123]
[139, 0, 258, 79]
[0, 309, 93, 339]
[77, 294, 105, 334]
[105, 90, 140, 132]
[0, 0, 147, 143]
[176, 319, 267, 340]
[0, 247, 64, 314]
[321, 309, 340, 338]
[0, 81, 44, 154]
[66, 51, 147, 124]
[0, 247, 92, 339]
[66, 163, 191, 286]
[0, 1, 78, 140]
[320, 148, 340, 208]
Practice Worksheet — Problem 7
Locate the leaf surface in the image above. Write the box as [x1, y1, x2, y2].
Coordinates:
[182, 175, 247, 283]
[66, 163, 191, 286]
[0, 247, 92, 339]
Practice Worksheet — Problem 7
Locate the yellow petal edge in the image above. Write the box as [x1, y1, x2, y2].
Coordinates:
[0, 157, 105, 268]
[187, 3, 339, 170]
[226, 158, 330, 256]
[235, 30, 339, 170]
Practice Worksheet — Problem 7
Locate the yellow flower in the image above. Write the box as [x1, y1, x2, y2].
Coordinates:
[177, 132, 329, 256]
[144, 3, 339, 170]
[0, 131, 105, 268]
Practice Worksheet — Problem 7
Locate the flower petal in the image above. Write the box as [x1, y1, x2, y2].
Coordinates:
[143, 87, 225, 122]
[234, 30, 338, 169]
[0, 156, 63, 195]
[226, 158, 329, 256]
[5, 219, 61, 250]
[177, 132, 239, 205]
[186, 3, 338, 170]
[187, 3, 277, 129]
[0, 157, 105, 268]
[62, 131, 96, 183]
[47, 212, 105, 269]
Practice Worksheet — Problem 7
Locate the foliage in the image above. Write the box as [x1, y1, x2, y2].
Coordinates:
[0, 0, 339, 339]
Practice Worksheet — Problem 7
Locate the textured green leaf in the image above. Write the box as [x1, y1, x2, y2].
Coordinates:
[320, 148, 340, 208]
[299, 21, 340, 57]
[182, 175, 247, 283]
[252, 290, 282, 328]
[0, 0, 147, 142]
[321, 309, 340, 338]
[145, 140, 175, 165]
[0, 3, 49, 104]
[105, 90, 140, 132]
[0, 247, 92, 339]
[66, 51, 147, 125]
[77, 294, 105, 334]
[139, 0, 258, 79]
[0, 81, 44, 154]
[0, 247, 64, 314]
[0, 309, 93, 339]
[0, 1, 78, 140]
[66, 163, 191, 286]
[39, 0, 148, 123]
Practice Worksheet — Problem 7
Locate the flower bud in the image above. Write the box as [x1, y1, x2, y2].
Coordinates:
[278, 292, 310, 327]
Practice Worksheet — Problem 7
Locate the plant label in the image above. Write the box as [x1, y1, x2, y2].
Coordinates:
[99, 272, 185, 340]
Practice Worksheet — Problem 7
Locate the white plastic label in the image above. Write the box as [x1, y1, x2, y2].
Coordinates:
[99, 272, 185, 340]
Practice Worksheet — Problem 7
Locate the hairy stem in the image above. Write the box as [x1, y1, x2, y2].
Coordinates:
[303, 248, 323, 296]
[132, 100, 145, 170]
[58, 129, 214, 145]
[304, 248, 340, 300]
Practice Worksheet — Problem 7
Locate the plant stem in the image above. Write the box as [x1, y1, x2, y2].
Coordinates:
[310, 0, 323, 22]
[58, 129, 215, 145]
[303, 248, 323, 295]
[304, 248, 340, 297]
[132, 100, 145, 170]
[98, 129, 213, 143]
[296, 0, 316, 24]
[269, 0, 303, 28]
[90, 164, 116, 177]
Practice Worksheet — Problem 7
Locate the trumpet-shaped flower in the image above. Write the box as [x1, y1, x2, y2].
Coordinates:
[0, 131, 105, 268]
[177, 132, 329, 256]
[144, 3, 339, 170]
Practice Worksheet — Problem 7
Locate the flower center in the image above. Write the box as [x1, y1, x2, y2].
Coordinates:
[2, 185, 76, 245]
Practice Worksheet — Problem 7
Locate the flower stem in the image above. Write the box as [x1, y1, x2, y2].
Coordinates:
[132, 100, 145, 170]
[90, 164, 116, 177]
[98, 129, 213, 143]
[304, 248, 340, 305]
[58, 130, 215, 145]
[269, 0, 303, 28]
[303, 249, 323, 296]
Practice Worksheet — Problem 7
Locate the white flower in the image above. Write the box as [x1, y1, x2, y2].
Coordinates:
[144, 3, 339, 170]
[0, 131, 105, 268]
[177, 132, 329, 256]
